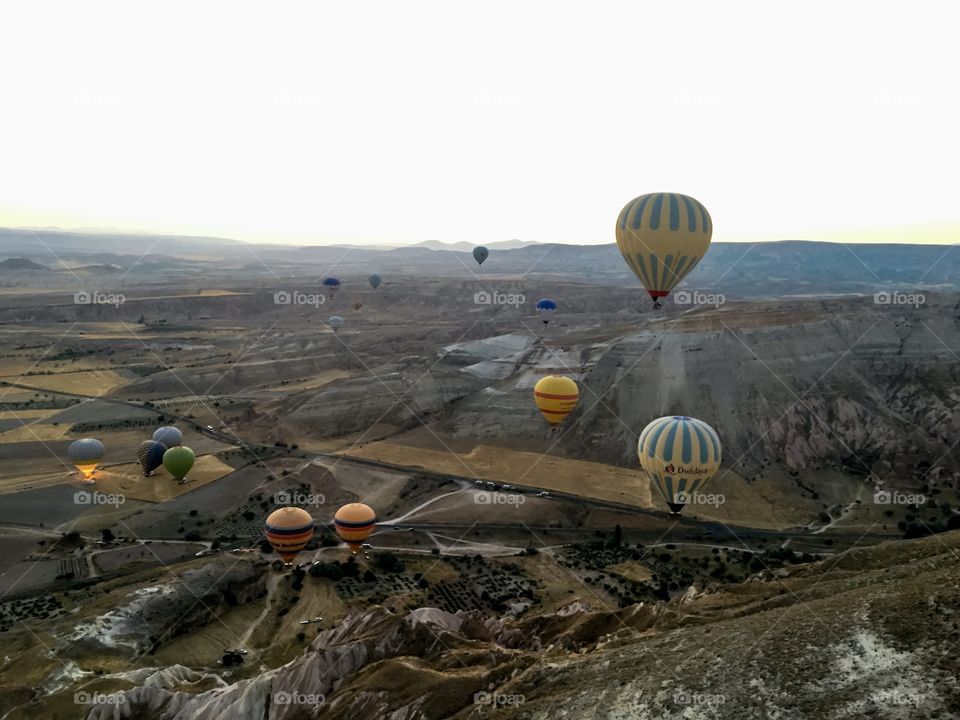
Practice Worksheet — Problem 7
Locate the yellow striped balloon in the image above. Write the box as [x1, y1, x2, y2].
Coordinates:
[638, 416, 722, 515]
[533, 376, 579, 427]
[265, 507, 315, 564]
[615, 192, 712, 306]
[334, 503, 377, 553]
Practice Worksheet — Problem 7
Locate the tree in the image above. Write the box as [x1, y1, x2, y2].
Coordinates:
[99, 528, 115, 543]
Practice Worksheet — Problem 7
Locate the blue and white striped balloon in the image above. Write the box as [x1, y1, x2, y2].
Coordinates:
[638, 416, 722, 514]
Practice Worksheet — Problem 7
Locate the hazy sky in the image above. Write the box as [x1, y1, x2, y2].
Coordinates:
[1, 1, 957, 246]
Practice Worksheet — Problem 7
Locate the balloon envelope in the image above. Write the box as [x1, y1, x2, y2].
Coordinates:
[473, 246, 489, 266]
[638, 416, 722, 515]
[535, 298, 557, 325]
[153, 426, 182, 448]
[368, 274, 381, 289]
[533, 376, 579, 426]
[334, 503, 377, 552]
[265, 507, 315, 563]
[322, 277, 340, 291]
[329, 315, 344, 331]
[68, 438, 104, 478]
[137, 440, 166, 475]
[615, 193, 712, 303]
[163, 446, 195, 482]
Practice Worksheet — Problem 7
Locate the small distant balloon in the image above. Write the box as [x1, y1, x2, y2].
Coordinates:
[153, 426, 182, 448]
[322, 277, 340, 295]
[329, 315, 344, 332]
[473, 246, 489, 266]
[137, 440, 166, 476]
[265, 507, 315, 564]
[353, 301, 362, 311]
[334, 503, 377, 553]
[163, 446, 195, 483]
[368, 274, 382, 289]
[535, 298, 557, 325]
[68, 438, 104, 480]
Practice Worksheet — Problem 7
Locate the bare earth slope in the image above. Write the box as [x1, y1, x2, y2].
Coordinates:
[84, 530, 960, 720]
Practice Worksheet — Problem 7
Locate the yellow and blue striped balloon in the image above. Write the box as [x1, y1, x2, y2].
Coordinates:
[615, 192, 712, 305]
[638, 416, 721, 514]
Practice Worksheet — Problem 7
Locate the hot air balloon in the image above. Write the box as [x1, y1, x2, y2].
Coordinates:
[329, 315, 344, 332]
[322, 277, 340, 296]
[473, 246, 489, 266]
[535, 298, 557, 325]
[137, 440, 166, 476]
[638, 416, 722, 515]
[334, 503, 377, 553]
[615, 193, 712, 308]
[68, 438, 104, 480]
[163, 446, 195, 483]
[353, 301, 362, 311]
[368, 274, 382, 289]
[265, 506, 315, 565]
[153, 426, 182, 448]
[533, 376, 579, 427]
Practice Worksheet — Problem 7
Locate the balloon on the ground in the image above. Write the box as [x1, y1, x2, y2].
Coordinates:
[334, 503, 377, 553]
[615, 193, 712, 307]
[535, 298, 557, 325]
[368, 274, 381, 289]
[68, 438, 104, 479]
[638, 415, 722, 515]
[137, 440, 166, 476]
[265, 507, 315, 564]
[473, 246, 489, 266]
[329, 315, 344, 332]
[153, 426, 182, 448]
[163, 446, 195, 483]
[533, 376, 579, 427]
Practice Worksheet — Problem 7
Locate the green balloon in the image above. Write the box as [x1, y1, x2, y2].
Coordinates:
[163, 446, 195, 482]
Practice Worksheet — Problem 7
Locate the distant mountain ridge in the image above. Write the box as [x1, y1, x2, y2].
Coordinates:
[0, 257, 47, 270]
[1, 228, 957, 297]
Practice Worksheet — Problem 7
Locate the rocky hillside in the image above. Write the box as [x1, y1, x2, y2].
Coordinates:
[282, 295, 960, 492]
[82, 530, 960, 719]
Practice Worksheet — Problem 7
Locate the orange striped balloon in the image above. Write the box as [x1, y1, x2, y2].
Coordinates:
[534, 375, 579, 426]
[334, 503, 377, 553]
[265, 507, 315, 563]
